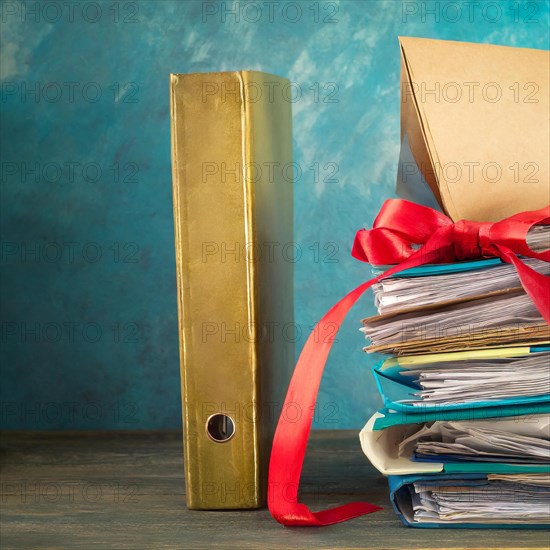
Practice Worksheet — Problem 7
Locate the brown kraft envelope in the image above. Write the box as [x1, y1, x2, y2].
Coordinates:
[398, 37, 550, 222]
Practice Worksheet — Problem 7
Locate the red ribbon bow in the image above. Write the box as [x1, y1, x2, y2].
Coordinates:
[268, 199, 550, 527]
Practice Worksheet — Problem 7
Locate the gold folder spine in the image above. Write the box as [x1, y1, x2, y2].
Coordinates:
[170, 71, 293, 509]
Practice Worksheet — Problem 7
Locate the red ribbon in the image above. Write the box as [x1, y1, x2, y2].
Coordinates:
[268, 199, 550, 526]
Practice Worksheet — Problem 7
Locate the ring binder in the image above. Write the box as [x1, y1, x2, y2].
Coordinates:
[170, 71, 294, 509]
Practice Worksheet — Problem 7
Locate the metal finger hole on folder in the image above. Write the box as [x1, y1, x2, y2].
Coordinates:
[206, 413, 236, 443]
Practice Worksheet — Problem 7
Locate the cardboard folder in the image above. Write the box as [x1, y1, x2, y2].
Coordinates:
[397, 37, 550, 222]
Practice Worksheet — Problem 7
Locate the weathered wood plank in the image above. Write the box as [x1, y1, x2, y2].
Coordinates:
[0, 431, 548, 549]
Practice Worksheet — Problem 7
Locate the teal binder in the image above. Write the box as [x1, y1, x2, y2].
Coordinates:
[372, 346, 550, 414]
[388, 473, 549, 528]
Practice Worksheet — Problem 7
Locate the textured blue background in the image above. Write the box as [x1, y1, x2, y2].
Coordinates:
[1, 0, 549, 429]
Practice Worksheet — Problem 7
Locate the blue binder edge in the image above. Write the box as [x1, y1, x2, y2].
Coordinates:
[372, 347, 550, 414]
[372, 257, 505, 278]
[388, 473, 549, 528]
[371, 402, 550, 430]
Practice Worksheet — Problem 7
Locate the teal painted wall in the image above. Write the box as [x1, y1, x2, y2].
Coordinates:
[1, 0, 549, 429]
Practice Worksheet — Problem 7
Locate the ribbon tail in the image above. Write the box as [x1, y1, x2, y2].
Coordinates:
[266, 246, 440, 526]
[494, 245, 550, 324]
[267, 278, 382, 526]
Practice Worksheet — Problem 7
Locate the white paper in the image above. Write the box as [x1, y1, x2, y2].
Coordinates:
[399, 415, 550, 463]
[398, 351, 550, 406]
[372, 256, 549, 315]
[361, 292, 545, 349]
[411, 475, 550, 524]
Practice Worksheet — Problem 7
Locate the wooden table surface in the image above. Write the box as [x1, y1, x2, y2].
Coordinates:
[0, 430, 548, 549]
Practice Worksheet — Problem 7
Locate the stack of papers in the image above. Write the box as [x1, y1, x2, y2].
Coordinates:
[372, 258, 549, 315]
[526, 225, 550, 253]
[488, 473, 550, 486]
[359, 235, 550, 527]
[363, 229, 550, 355]
[398, 351, 550, 405]
[411, 476, 550, 524]
[399, 416, 550, 463]
[361, 291, 548, 355]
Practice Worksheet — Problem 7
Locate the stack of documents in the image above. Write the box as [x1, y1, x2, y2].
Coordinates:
[373, 348, 550, 407]
[399, 416, 550, 463]
[359, 252, 550, 528]
[371, 258, 548, 315]
[361, 255, 550, 356]
[408, 475, 550, 524]
[362, 35, 550, 528]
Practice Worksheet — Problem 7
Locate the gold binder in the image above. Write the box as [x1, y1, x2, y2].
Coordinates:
[170, 71, 294, 509]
